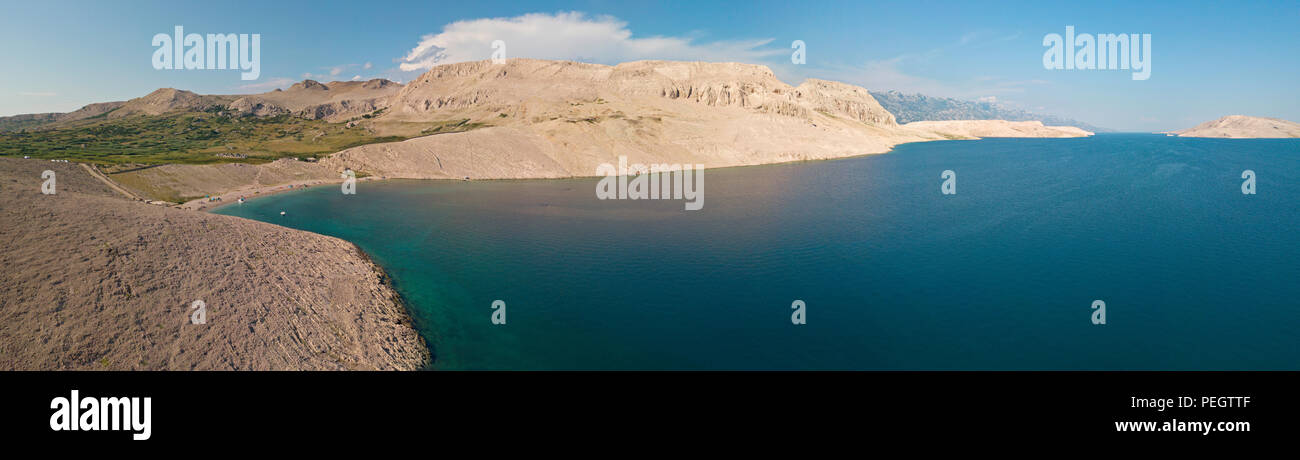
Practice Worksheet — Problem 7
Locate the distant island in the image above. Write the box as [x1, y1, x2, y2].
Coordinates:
[1168, 115, 1300, 139]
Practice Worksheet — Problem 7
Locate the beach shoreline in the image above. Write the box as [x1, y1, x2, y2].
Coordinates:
[188, 176, 391, 212]
[188, 132, 1100, 214]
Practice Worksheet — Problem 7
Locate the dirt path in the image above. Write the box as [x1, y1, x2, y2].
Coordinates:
[80, 163, 148, 201]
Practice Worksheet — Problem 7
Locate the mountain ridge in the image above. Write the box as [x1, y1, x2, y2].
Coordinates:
[869, 90, 1110, 133]
[1, 64, 1102, 135]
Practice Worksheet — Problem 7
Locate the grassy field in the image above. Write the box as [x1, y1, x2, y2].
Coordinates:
[0, 109, 484, 165]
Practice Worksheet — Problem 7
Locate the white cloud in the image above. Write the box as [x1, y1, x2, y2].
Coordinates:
[363, 62, 372, 69]
[352, 75, 361, 81]
[398, 12, 781, 71]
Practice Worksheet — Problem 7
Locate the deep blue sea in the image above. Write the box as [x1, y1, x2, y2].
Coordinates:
[215, 134, 1300, 370]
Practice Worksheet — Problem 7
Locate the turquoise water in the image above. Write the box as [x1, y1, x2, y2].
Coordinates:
[215, 134, 1300, 370]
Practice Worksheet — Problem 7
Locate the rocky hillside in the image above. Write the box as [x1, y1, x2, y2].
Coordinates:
[228, 79, 402, 121]
[107, 88, 235, 119]
[0, 79, 402, 132]
[1170, 115, 1300, 138]
[326, 59, 934, 180]
[0, 157, 430, 370]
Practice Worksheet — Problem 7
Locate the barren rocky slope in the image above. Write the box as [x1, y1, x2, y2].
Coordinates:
[0, 158, 429, 370]
[326, 59, 940, 180]
[228, 79, 402, 121]
[1, 79, 400, 131]
[1171, 115, 1300, 138]
[305, 60, 1090, 183]
[106, 88, 236, 119]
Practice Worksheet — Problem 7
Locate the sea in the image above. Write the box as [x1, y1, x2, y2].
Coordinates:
[215, 134, 1300, 369]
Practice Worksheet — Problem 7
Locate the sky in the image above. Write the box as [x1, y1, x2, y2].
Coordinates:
[0, 0, 1296, 131]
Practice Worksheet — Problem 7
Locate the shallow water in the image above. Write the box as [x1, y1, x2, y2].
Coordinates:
[216, 134, 1300, 369]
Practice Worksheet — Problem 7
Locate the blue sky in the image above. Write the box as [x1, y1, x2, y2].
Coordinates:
[1, 0, 1296, 131]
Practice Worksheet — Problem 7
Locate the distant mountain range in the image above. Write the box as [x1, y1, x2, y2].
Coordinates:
[869, 90, 1111, 133]
[0, 79, 402, 133]
[2, 79, 1110, 135]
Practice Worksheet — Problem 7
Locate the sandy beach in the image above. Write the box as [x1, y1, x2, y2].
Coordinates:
[182, 176, 393, 212]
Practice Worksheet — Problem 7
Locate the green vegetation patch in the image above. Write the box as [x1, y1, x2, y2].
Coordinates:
[419, 118, 485, 135]
[0, 110, 429, 165]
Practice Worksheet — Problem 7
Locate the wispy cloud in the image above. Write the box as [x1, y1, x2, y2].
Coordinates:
[398, 12, 782, 71]
[19, 91, 58, 97]
[831, 30, 1041, 100]
[959, 30, 1022, 47]
[238, 77, 295, 92]
[300, 63, 371, 81]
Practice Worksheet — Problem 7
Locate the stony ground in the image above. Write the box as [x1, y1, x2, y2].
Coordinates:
[0, 157, 429, 370]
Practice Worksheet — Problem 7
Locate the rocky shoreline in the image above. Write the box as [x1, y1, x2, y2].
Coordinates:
[0, 157, 430, 370]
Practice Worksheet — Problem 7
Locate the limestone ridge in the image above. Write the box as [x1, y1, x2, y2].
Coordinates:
[227, 79, 403, 121]
[0, 59, 1090, 142]
[386, 59, 897, 129]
